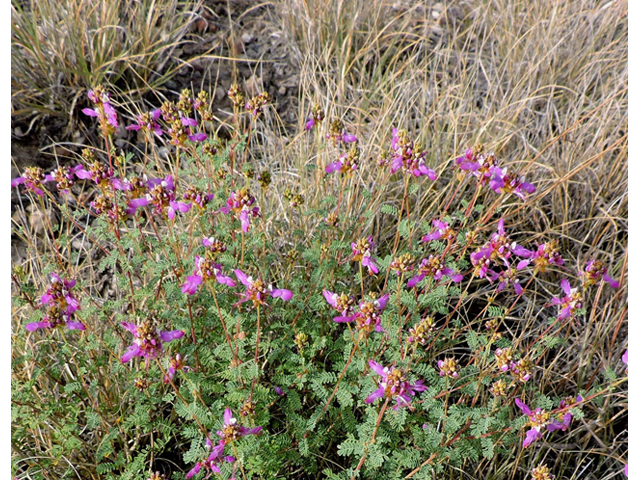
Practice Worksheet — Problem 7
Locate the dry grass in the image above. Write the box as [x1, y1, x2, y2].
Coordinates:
[11, 0, 203, 126]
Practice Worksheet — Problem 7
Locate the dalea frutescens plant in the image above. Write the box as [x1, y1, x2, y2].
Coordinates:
[11, 87, 627, 480]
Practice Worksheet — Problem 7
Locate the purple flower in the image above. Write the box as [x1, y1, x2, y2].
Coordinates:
[486, 259, 523, 295]
[326, 147, 360, 176]
[389, 128, 437, 179]
[120, 320, 184, 364]
[422, 219, 455, 243]
[26, 273, 85, 332]
[126, 109, 163, 136]
[515, 241, 564, 273]
[326, 119, 358, 145]
[547, 395, 583, 432]
[623, 349, 628, 374]
[455, 146, 499, 187]
[579, 259, 620, 288]
[489, 167, 535, 200]
[219, 188, 260, 233]
[216, 408, 262, 442]
[551, 279, 582, 320]
[470, 218, 524, 277]
[407, 255, 462, 287]
[186, 440, 234, 479]
[163, 353, 192, 383]
[11, 166, 47, 196]
[182, 255, 236, 295]
[234, 269, 293, 307]
[323, 290, 357, 323]
[126, 175, 191, 219]
[351, 236, 379, 275]
[274, 386, 284, 396]
[365, 360, 427, 409]
[82, 88, 119, 130]
[332, 294, 390, 336]
[515, 398, 552, 448]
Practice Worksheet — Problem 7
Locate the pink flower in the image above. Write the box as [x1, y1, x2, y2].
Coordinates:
[126, 175, 191, 219]
[365, 360, 427, 409]
[489, 167, 535, 199]
[11, 166, 47, 196]
[486, 259, 523, 295]
[623, 349, 628, 374]
[579, 259, 620, 288]
[323, 290, 357, 323]
[219, 189, 260, 233]
[216, 408, 262, 442]
[331, 294, 390, 336]
[234, 269, 292, 307]
[82, 88, 119, 129]
[455, 146, 499, 187]
[182, 256, 236, 295]
[470, 218, 525, 277]
[351, 236, 379, 274]
[26, 273, 85, 332]
[407, 255, 462, 287]
[422, 219, 455, 243]
[163, 353, 192, 383]
[186, 440, 234, 479]
[515, 241, 564, 273]
[389, 128, 437, 179]
[515, 398, 552, 448]
[126, 109, 163, 136]
[120, 320, 184, 364]
[551, 279, 582, 320]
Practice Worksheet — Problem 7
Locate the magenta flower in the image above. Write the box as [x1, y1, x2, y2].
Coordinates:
[551, 279, 582, 320]
[11, 166, 47, 196]
[126, 109, 163, 136]
[26, 273, 85, 332]
[120, 320, 184, 364]
[323, 290, 357, 323]
[515, 241, 564, 273]
[579, 259, 620, 288]
[623, 349, 628, 374]
[486, 259, 523, 295]
[126, 175, 191, 219]
[82, 88, 119, 129]
[546, 395, 583, 433]
[186, 440, 234, 479]
[274, 386, 284, 396]
[326, 119, 358, 145]
[515, 398, 553, 448]
[407, 255, 463, 288]
[326, 151, 358, 175]
[389, 128, 437, 179]
[216, 408, 262, 442]
[455, 147, 499, 187]
[305, 105, 324, 131]
[332, 294, 390, 336]
[219, 188, 260, 233]
[234, 269, 293, 307]
[470, 218, 525, 277]
[365, 360, 427, 409]
[163, 353, 192, 383]
[489, 167, 536, 200]
[422, 219, 455, 243]
[74, 161, 116, 189]
[351, 236, 379, 274]
[183, 255, 236, 295]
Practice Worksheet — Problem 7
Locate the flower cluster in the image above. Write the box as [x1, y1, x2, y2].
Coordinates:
[531, 464, 555, 480]
[305, 104, 324, 131]
[127, 175, 191, 219]
[351, 236, 379, 274]
[437, 357, 459, 378]
[365, 361, 427, 409]
[551, 279, 583, 320]
[322, 290, 356, 322]
[82, 86, 118, 132]
[327, 293, 390, 336]
[182, 251, 236, 295]
[515, 396, 581, 448]
[407, 255, 462, 287]
[326, 146, 360, 175]
[219, 188, 261, 233]
[246, 92, 270, 117]
[120, 318, 184, 364]
[234, 269, 293, 307]
[407, 317, 436, 345]
[494, 348, 532, 382]
[26, 274, 85, 332]
[579, 258, 619, 288]
[163, 353, 192, 384]
[470, 219, 526, 278]
[388, 128, 437, 179]
[515, 240, 564, 273]
[126, 109, 163, 136]
[422, 218, 456, 243]
[326, 119, 357, 145]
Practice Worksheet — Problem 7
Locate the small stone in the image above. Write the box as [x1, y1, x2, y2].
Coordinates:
[14, 126, 23, 137]
[158, 147, 170, 160]
[115, 138, 127, 149]
[241, 32, 254, 44]
[278, 86, 287, 96]
[215, 86, 226, 101]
